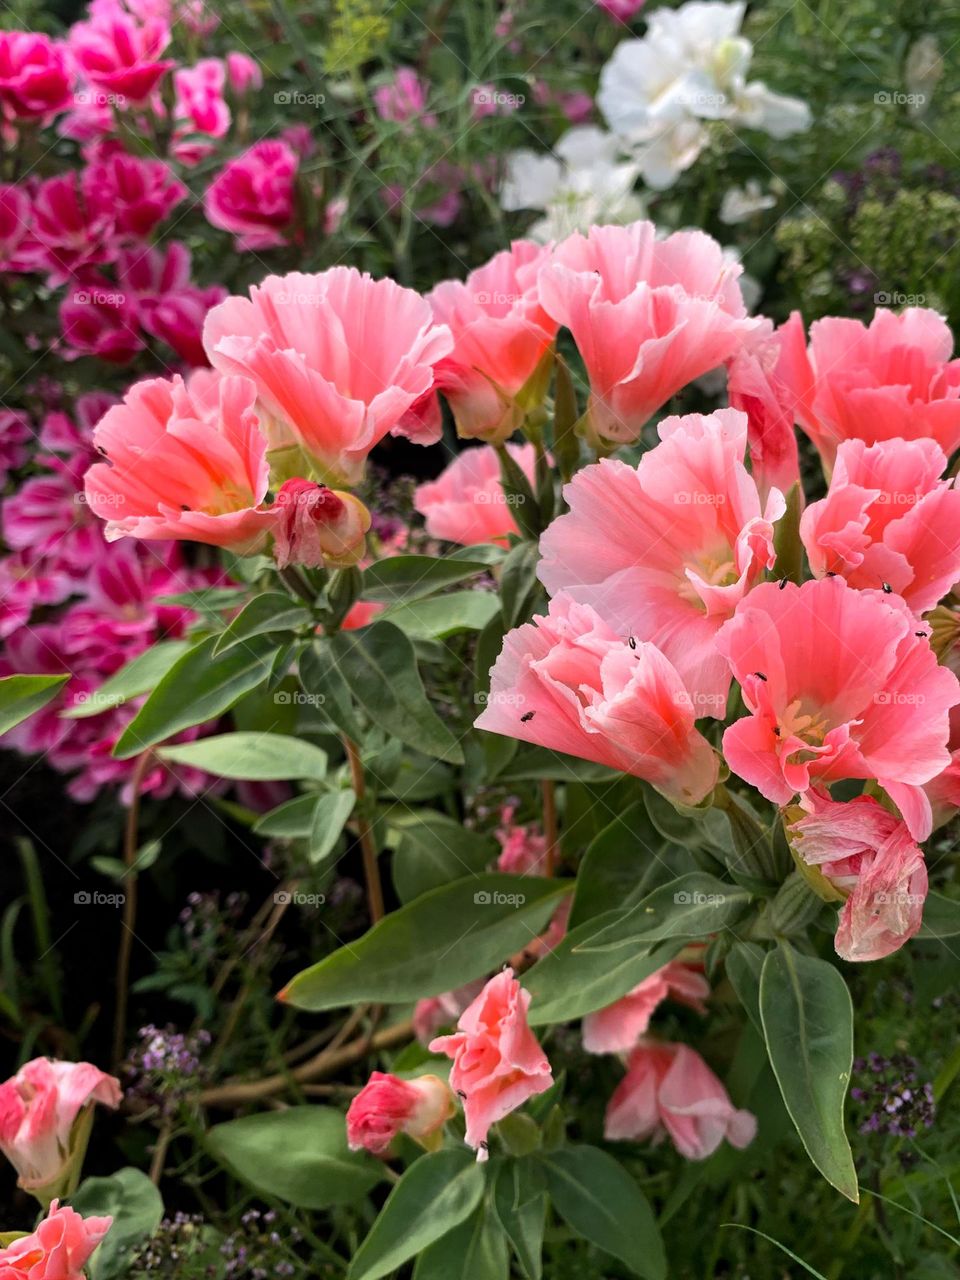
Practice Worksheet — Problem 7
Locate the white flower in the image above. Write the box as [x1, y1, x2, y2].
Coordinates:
[500, 126, 645, 242]
[719, 179, 777, 224]
[598, 0, 810, 188]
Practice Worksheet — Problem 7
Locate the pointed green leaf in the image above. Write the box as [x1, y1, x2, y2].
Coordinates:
[759, 941, 858, 1202]
[577, 874, 753, 952]
[361, 554, 492, 603]
[158, 732, 327, 780]
[309, 788, 356, 863]
[0, 674, 69, 735]
[62, 643, 190, 719]
[213, 593, 311, 654]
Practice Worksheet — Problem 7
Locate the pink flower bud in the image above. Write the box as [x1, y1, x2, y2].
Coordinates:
[272, 479, 370, 569]
[346, 1072, 454, 1156]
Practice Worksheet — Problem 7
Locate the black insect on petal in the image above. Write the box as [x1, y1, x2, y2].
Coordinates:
[628, 636, 637, 650]
[754, 672, 767, 682]
[779, 578, 788, 589]
[882, 582, 893, 593]
[520, 711, 535, 723]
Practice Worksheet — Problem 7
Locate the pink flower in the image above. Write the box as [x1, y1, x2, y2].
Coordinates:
[787, 793, 928, 962]
[414, 443, 537, 546]
[716, 577, 960, 840]
[2, 454, 104, 572]
[203, 140, 299, 250]
[538, 408, 784, 715]
[780, 308, 960, 472]
[59, 277, 143, 363]
[115, 241, 226, 366]
[69, 8, 173, 103]
[428, 241, 559, 442]
[33, 174, 116, 284]
[346, 1072, 453, 1156]
[83, 370, 275, 551]
[203, 268, 453, 485]
[537, 221, 758, 445]
[174, 58, 230, 137]
[0, 554, 71, 639]
[925, 749, 960, 831]
[412, 980, 486, 1045]
[271, 478, 371, 569]
[0, 1200, 112, 1278]
[0, 184, 36, 272]
[429, 969, 553, 1160]
[373, 67, 433, 126]
[225, 51, 262, 96]
[583, 957, 709, 1055]
[799, 436, 960, 614]
[476, 594, 720, 806]
[40, 394, 114, 461]
[495, 804, 547, 875]
[596, 0, 646, 21]
[81, 151, 186, 240]
[605, 1040, 757, 1160]
[0, 1058, 121, 1195]
[0, 409, 31, 486]
[726, 312, 808, 501]
[0, 32, 73, 121]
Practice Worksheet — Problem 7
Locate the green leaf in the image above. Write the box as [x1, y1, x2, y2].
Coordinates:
[207, 1107, 383, 1209]
[349, 1149, 484, 1280]
[252, 793, 319, 838]
[525, 930, 686, 1026]
[493, 1161, 545, 1279]
[0, 674, 69, 735]
[391, 811, 495, 903]
[157, 732, 327, 780]
[62, 643, 190, 719]
[328, 621, 463, 764]
[414, 1202, 510, 1280]
[70, 1167, 163, 1280]
[539, 1145, 666, 1279]
[726, 940, 766, 1035]
[918, 891, 960, 939]
[383, 591, 499, 639]
[114, 635, 278, 758]
[495, 748, 618, 784]
[499, 540, 543, 629]
[309, 788, 356, 863]
[361, 555, 492, 603]
[281, 874, 570, 1011]
[568, 801, 664, 929]
[578, 874, 753, 952]
[496, 445, 540, 540]
[213, 593, 311, 655]
[299, 639, 366, 742]
[759, 941, 858, 1202]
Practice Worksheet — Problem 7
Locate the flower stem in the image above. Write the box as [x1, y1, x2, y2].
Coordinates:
[343, 735, 384, 923]
[113, 750, 152, 1067]
[541, 780, 558, 877]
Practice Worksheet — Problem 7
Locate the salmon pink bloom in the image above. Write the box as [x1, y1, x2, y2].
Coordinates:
[779, 308, 960, 472]
[726, 311, 808, 502]
[202, 140, 299, 251]
[605, 1040, 756, 1159]
[799, 436, 960, 614]
[0, 1201, 112, 1278]
[925, 750, 960, 831]
[495, 803, 547, 875]
[717, 577, 960, 840]
[203, 268, 453, 485]
[476, 594, 720, 806]
[83, 371, 275, 551]
[427, 241, 558, 442]
[0, 32, 73, 121]
[271, 478, 370, 569]
[69, 8, 173, 103]
[787, 792, 928, 962]
[414, 443, 537, 546]
[429, 968, 552, 1161]
[413, 980, 486, 1046]
[583, 956, 709, 1055]
[0, 1058, 121, 1198]
[346, 1072, 453, 1156]
[536, 220, 758, 445]
[538, 408, 784, 715]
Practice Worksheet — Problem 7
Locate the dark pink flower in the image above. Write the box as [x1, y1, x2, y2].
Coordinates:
[81, 151, 186, 240]
[0, 409, 31, 487]
[32, 173, 116, 283]
[59, 276, 143, 363]
[203, 140, 299, 250]
[346, 1073, 453, 1156]
[69, 8, 173, 103]
[0, 32, 73, 121]
[174, 57, 230, 137]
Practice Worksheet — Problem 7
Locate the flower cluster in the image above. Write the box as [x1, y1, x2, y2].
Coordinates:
[850, 1052, 936, 1139]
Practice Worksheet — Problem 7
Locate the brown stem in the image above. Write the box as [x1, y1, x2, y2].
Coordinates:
[149, 1120, 173, 1185]
[199, 1019, 414, 1108]
[541, 780, 558, 877]
[344, 736, 384, 923]
[113, 751, 152, 1067]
